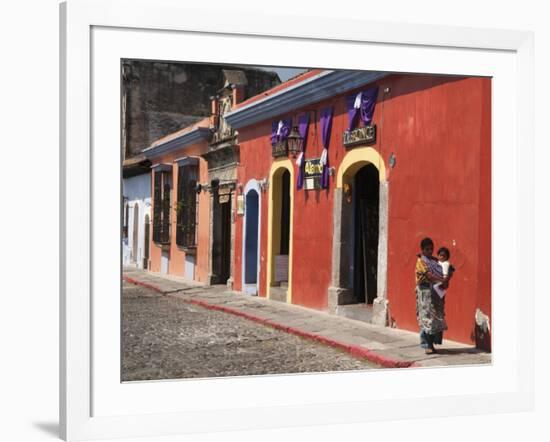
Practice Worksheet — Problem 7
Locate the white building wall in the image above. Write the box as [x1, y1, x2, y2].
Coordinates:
[122, 173, 151, 269]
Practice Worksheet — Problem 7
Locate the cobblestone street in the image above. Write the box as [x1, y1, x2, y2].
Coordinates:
[122, 281, 376, 381]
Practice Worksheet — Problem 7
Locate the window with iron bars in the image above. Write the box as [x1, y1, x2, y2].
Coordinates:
[176, 164, 198, 248]
[152, 171, 171, 244]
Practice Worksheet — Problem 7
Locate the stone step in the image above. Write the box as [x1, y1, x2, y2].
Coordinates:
[336, 303, 374, 323]
[269, 286, 288, 303]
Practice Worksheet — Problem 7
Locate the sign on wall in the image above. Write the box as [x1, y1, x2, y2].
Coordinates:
[343, 124, 377, 148]
[218, 186, 231, 204]
[237, 195, 245, 215]
[272, 140, 288, 158]
[304, 158, 323, 190]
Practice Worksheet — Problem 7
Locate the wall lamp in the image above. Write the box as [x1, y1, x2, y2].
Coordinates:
[286, 126, 304, 158]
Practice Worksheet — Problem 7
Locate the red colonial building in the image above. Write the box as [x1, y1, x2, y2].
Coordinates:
[223, 70, 491, 349]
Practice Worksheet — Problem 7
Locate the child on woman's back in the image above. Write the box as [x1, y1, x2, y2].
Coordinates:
[433, 247, 454, 298]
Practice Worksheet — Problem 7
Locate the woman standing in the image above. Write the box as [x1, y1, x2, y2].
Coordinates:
[415, 237, 447, 354]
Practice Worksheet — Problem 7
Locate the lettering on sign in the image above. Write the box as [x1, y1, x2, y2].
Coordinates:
[343, 124, 377, 148]
[219, 194, 230, 204]
[303, 158, 323, 190]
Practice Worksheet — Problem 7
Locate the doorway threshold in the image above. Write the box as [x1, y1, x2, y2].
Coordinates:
[269, 286, 288, 303]
[243, 284, 258, 296]
[336, 303, 373, 324]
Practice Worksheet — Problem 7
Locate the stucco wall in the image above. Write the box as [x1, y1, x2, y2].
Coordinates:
[381, 75, 491, 347]
[122, 173, 151, 269]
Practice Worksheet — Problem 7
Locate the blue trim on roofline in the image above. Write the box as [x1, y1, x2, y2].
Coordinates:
[224, 70, 388, 129]
[143, 127, 211, 158]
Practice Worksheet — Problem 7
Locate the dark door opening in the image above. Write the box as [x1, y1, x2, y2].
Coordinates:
[353, 164, 379, 305]
[270, 168, 291, 300]
[279, 170, 291, 257]
[244, 190, 259, 285]
[212, 191, 231, 284]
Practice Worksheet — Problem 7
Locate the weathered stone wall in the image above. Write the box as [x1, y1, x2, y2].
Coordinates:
[121, 60, 280, 160]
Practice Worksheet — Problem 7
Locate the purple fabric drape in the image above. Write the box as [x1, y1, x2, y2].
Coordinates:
[320, 106, 333, 188]
[271, 118, 292, 145]
[271, 121, 279, 145]
[346, 93, 359, 131]
[346, 86, 379, 131]
[360, 87, 379, 126]
[296, 113, 310, 190]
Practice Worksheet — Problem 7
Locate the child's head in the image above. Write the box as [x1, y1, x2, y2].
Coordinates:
[420, 237, 434, 257]
[437, 247, 450, 262]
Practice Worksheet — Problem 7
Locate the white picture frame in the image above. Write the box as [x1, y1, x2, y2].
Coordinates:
[60, 0, 534, 440]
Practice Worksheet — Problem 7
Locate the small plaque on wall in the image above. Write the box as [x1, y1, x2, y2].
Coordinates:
[272, 140, 288, 157]
[237, 195, 245, 215]
[304, 158, 323, 190]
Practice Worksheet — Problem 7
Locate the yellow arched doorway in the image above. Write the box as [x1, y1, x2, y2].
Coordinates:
[329, 146, 388, 325]
[337, 146, 386, 188]
[266, 159, 294, 303]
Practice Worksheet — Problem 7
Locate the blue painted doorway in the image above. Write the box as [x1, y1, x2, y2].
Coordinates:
[244, 189, 259, 294]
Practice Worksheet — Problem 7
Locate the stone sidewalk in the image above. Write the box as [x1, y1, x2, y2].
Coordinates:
[123, 267, 491, 368]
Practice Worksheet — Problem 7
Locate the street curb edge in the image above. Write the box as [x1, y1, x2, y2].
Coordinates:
[123, 276, 166, 294]
[186, 299, 416, 369]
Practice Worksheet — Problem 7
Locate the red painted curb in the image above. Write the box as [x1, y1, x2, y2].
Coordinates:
[123, 277, 416, 369]
[186, 300, 416, 369]
[123, 276, 166, 295]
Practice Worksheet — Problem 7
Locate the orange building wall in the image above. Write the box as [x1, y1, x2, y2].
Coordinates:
[148, 142, 211, 283]
[234, 74, 492, 347]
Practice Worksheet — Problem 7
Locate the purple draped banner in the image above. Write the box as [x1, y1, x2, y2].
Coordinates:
[320, 106, 333, 189]
[346, 86, 379, 131]
[296, 113, 310, 190]
[271, 118, 292, 145]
